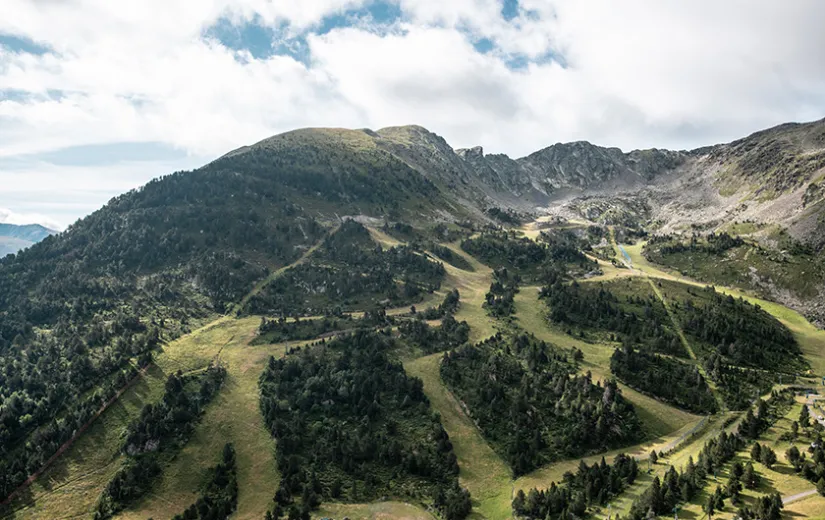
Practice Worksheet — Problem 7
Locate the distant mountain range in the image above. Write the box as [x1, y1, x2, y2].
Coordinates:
[0, 223, 56, 256]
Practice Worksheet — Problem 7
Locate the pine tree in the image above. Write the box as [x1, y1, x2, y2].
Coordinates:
[800, 404, 811, 428]
[751, 443, 762, 462]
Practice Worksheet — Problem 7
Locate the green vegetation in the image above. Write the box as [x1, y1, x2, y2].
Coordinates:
[173, 443, 238, 520]
[484, 267, 521, 318]
[461, 229, 596, 282]
[428, 243, 475, 272]
[440, 333, 643, 476]
[513, 454, 639, 519]
[259, 331, 470, 519]
[541, 276, 804, 410]
[644, 232, 825, 301]
[244, 221, 446, 316]
[95, 364, 227, 518]
[611, 344, 718, 414]
[398, 315, 470, 355]
[626, 391, 794, 520]
[540, 278, 686, 357]
[663, 283, 804, 373]
[254, 310, 394, 344]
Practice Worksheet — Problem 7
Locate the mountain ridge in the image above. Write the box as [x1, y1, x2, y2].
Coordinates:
[0, 223, 56, 257]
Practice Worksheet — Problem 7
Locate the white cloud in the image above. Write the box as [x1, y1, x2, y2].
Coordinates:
[1, 0, 825, 222]
[0, 207, 63, 230]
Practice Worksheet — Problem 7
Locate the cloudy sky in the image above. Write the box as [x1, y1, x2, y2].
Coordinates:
[2, 0, 825, 229]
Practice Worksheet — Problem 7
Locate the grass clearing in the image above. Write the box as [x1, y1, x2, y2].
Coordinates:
[5, 318, 252, 519]
[403, 354, 513, 520]
[120, 317, 283, 520]
[314, 501, 436, 520]
[439, 243, 497, 344]
[676, 396, 823, 520]
[621, 242, 825, 377]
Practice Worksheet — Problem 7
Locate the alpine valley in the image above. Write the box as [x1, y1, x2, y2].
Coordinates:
[2, 118, 825, 520]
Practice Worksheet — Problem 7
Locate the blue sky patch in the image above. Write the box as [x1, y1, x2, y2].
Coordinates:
[1, 142, 190, 168]
[0, 33, 52, 55]
[501, 0, 519, 21]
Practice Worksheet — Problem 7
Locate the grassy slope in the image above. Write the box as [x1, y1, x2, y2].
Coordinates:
[622, 242, 825, 377]
[119, 317, 282, 520]
[6, 318, 243, 519]
[9, 224, 825, 520]
[511, 288, 703, 490]
[676, 397, 825, 520]
[403, 243, 513, 520]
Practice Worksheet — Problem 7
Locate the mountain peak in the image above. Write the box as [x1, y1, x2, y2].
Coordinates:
[456, 146, 484, 159]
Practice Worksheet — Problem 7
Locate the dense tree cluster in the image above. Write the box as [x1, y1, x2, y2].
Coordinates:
[259, 331, 469, 519]
[513, 454, 639, 519]
[461, 231, 546, 277]
[737, 493, 784, 520]
[540, 280, 686, 357]
[485, 207, 523, 225]
[610, 344, 718, 414]
[441, 333, 642, 476]
[485, 268, 521, 318]
[421, 289, 461, 320]
[244, 222, 445, 316]
[173, 443, 238, 520]
[647, 232, 745, 256]
[398, 315, 470, 355]
[703, 354, 782, 410]
[123, 365, 226, 455]
[672, 287, 803, 372]
[462, 230, 595, 282]
[95, 365, 227, 519]
[537, 228, 598, 271]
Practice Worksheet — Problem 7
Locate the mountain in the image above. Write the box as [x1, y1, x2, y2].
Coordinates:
[0, 223, 56, 256]
[2, 118, 825, 519]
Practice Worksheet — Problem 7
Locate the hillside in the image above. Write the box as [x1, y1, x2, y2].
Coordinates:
[1, 118, 825, 520]
[0, 223, 55, 257]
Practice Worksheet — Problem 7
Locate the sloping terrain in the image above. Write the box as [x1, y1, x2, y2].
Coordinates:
[1, 117, 825, 520]
[0, 223, 55, 257]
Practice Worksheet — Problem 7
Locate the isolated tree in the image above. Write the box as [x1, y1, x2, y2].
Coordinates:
[800, 405, 811, 428]
[760, 447, 777, 469]
[650, 450, 659, 465]
[751, 443, 762, 462]
[743, 462, 759, 490]
[786, 445, 802, 471]
[704, 493, 716, 520]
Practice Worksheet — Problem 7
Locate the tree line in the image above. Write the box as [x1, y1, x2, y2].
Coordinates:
[94, 364, 227, 519]
[244, 221, 445, 317]
[173, 443, 238, 520]
[441, 333, 643, 476]
[610, 343, 718, 414]
[513, 454, 639, 519]
[259, 331, 470, 520]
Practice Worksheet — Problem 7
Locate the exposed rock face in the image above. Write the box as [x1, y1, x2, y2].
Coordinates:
[221, 120, 825, 239]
